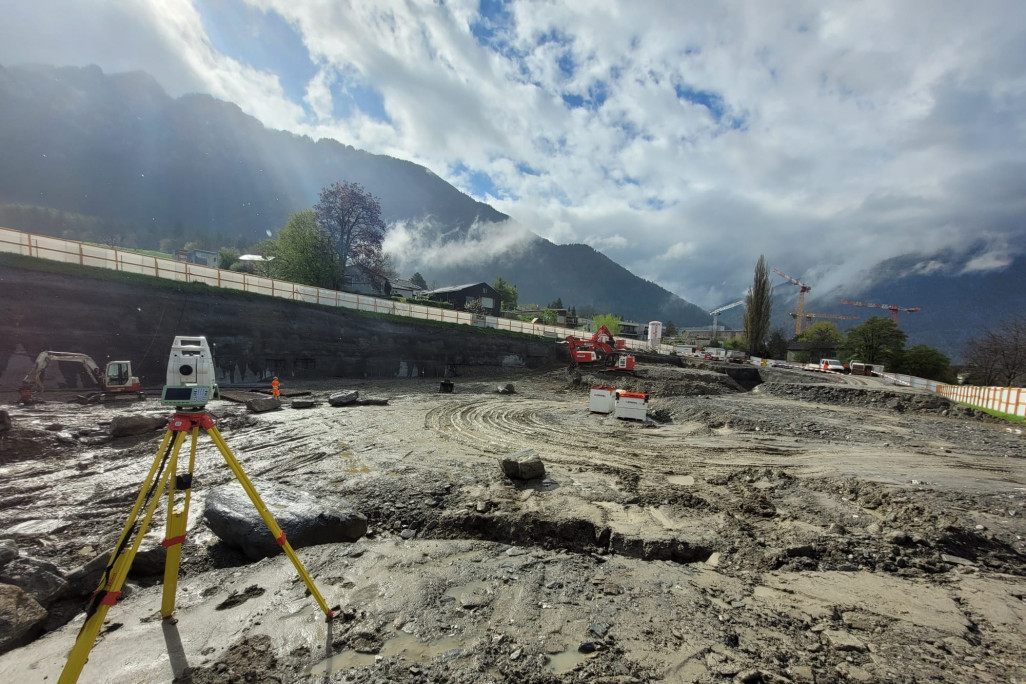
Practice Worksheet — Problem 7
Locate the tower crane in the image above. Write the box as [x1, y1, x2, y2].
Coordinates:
[790, 312, 859, 325]
[840, 299, 921, 325]
[773, 268, 812, 337]
[708, 298, 745, 342]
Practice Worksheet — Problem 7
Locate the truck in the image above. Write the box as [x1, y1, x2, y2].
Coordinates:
[674, 345, 700, 357]
[703, 347, 726, 361]
[725, 350, 748, 364]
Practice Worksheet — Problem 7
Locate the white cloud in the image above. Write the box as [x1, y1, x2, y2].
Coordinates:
[2, 0, 1025, 308]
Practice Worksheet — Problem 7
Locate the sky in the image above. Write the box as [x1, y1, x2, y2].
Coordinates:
[2, 0, 1024, 309]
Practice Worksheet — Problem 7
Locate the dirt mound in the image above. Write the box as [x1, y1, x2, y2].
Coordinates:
[755, 382, 983, 416]
[566, 365, 746, 397]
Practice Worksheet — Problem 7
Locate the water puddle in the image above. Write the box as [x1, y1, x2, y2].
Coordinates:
[443, 581, 493, 608]
[667, 474, 695, 486]
[340, 451, 371, 474]
[546, 649, 591, 674]
[308, 633, 464, 675]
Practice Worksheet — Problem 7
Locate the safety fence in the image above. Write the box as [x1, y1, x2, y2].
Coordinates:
[0, 227, 672, 352]
[935, 384, 1026, 418]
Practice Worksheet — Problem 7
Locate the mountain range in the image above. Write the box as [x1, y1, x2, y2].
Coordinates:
[1, 64, 1020, 354]
[0, 64, 708, 326]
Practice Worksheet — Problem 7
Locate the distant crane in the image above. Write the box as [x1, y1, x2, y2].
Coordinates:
[773, 268, 812, 337]
[790, 312, 859, 326]
[840, 299, 921, 325]
[708, 298, 745, 342]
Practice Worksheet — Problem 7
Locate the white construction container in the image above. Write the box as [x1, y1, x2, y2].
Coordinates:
[647, 321, 663, 348]
[589, 385, 617, 414]
[614, 390, 649, 420]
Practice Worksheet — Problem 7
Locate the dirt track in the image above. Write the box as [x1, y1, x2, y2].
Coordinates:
[1, 364, 1025, 683]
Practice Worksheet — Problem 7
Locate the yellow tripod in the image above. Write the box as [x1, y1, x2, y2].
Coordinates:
[59, 411, 339, 684]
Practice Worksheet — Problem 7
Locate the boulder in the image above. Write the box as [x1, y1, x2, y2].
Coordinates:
[65, 551, 111, 596]
[0, 583, 47, 655]
[0, 410, 10, 433]
[0, 557, 68, 609]
[328, 390, 359, 406]
[497, 383, 516, 395]
[499, 449, 546, 481]
[0, 540, 17, 569]
[110, 414, 168, 438]
[130, 529, 169, 577]
[204, 481, 368, 560]
[291, 399, 316, 409]
[245, 396, 282, 413]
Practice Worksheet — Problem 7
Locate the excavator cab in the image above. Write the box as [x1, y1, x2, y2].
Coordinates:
[105, 361, 132, 388]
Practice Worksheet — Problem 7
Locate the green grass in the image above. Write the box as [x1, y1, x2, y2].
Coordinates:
[973, 406, 1025, 423]
[0, 252, 555, 344]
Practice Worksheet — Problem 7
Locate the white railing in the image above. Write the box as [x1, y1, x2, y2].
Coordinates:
[0, 227, 637, 345]
[935, 383, 1026, 418]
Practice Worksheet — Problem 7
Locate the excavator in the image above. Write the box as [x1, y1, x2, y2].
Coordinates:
[19, 351, 145, 404]
[565, 326, 636, 372]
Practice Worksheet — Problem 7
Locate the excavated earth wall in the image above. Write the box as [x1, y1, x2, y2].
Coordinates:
[0, 264, 564, 389]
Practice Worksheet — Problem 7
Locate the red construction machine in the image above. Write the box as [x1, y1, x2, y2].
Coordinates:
[19, 351, 144, 404]
[565, 326, 636, 372]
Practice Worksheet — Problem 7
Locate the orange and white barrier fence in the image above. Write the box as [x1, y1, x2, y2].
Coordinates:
[936, 384, 1026, 418]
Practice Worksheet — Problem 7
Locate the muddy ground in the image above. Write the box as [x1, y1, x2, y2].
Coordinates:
[0, 364, 1024, 683]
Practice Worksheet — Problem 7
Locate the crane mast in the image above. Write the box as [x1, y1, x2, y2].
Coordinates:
[773, 268, 812, 336]
[708, 298, 745, 343]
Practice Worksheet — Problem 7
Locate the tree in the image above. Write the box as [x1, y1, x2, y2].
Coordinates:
[766, 328, 789, 360]
[963, 314, 1026, 386]
[592, 314, 622, 336]
[218, 247, 240, 270]
[314, 181, 386, 289]
[664, 320, 678, 337]
[540, 308, 558, 325]
[548, 297, 564, 309]
[797, 321, 844, 346]
[843, 317, 907, 366]
[896, 345, 955, 383]
[743, 255, 772, 355]
[410, 272, 428, 290]
[492, 277, 518, 313]
[272, 210, 339, 288]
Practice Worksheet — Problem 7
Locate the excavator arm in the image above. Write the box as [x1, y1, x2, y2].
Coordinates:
[21, 352, 103, 392]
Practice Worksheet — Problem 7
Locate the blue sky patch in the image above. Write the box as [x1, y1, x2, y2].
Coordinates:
[331, 77, 390, 123]
[196, 1, 316, 104]
[674, 83, 726, 121]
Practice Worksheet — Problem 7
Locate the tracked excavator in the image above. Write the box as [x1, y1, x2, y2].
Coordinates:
[565, 326, 636, 372]
[19, 351, 145, 404]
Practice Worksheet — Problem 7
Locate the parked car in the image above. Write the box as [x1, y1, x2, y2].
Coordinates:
[820, 358, 846, 373]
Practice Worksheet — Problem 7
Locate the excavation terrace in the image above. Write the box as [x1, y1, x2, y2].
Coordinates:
[1, 363, 1025, 683]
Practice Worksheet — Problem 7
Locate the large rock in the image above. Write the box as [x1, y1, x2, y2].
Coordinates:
[204, 481, 368, 560]
[328, 390, 359, 406]
[0, 557, 68, 609]
[0, 583, 47, 655]
[0, 540, 17, 569]
[245, 396, 281, 413]
[499, 449, 546, 481]
[0, 410, 11, 432]
[110, 414, 168, 438]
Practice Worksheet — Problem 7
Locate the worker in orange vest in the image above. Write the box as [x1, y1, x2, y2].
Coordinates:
[271, 376, 280, 397]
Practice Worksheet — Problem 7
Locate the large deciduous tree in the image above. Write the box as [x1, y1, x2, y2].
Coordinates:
[314, 181, 386, 290]
[843, 317, 907, 366]
[896, 344, 955, 383]
[963, 314, 1026, 386]
[743, 255, 771, 356]
[274, 210, 339, 288]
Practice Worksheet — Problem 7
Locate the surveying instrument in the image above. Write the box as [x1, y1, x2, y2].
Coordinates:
[59, 336, 338, 683]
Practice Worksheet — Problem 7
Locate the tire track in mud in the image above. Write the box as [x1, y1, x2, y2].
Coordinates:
[424, 397, 811, 479]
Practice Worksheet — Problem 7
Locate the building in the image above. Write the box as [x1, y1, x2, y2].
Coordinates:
[176, 249, 219, 267]
[516, 307, 579, 328]
[342, 263, 391, 297]
[680, 327, 746, 345]
[785, 341, 841, 363]
[422, 283, 501, 316]
[389, 278, 425, 300]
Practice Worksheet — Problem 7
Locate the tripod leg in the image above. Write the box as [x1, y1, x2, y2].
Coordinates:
[161, 424, 199, 619]
[59, 428, 188, 684]
[204, 424, 337, 619]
